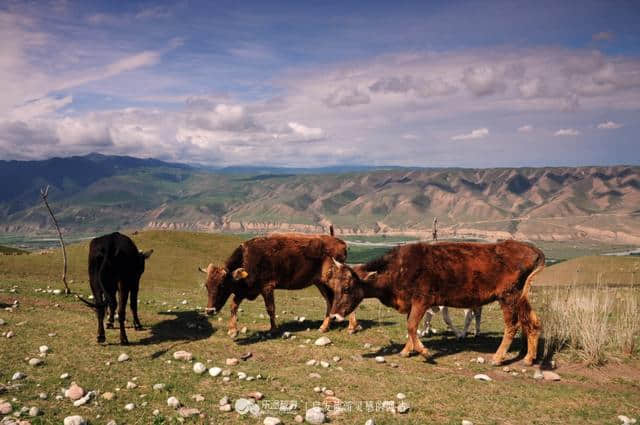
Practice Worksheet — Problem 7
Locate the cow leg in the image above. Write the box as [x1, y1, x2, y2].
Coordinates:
[442, 307, 463, 338]
[118, 285, 130, 345]
[261, 286, 278, 335]
[96, 304, 106, 343]
[317, 284, 333, 333]
[518, 299, 541, 366]
[106, 298, 116, 329]
[227, 295, 241, 338]
[130, 281, 143, 330]
[420, 306, 439, 337]
[472, 307, 482, 337]
[347, 313, 361, 334]
[492, 301, 519, 365]
[400, 302, 429, 358]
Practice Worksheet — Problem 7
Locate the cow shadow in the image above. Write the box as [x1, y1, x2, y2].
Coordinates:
[135, 310, 215, 357]
[233, 318, 396, 346]
[362, 332, 531, 365]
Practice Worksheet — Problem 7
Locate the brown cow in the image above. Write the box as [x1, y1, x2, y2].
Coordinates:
[199, 233, 360, 337]
[329, 240, 545, 366]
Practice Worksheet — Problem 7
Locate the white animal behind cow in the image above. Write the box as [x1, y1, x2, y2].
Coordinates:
[419, 306, 482, 338]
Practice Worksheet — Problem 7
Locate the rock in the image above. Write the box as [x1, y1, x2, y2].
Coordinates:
[173, 350, 193, 361]
[396, 393, 406, 400]
[38, 393, 47, 400]
[153, 383, 165, 391]
[365, 420, 375, 425]
[332, 356, 341, 362]
[0, 319, 5, 325]
[0, 402, 13, 415]
[38, 346, 49, 354]
[533, 370, 543, 380]
[375, 356, 385, 363]
[282, 332, 292, 339]
[28, 358, 42, 367]
[314, 336, 331, 346]
[219, 404, 232, 412]
[240, 326, 248, 334]
[240, 352, 253, 361]
[264, 417, 282, 425]
[305, 406, 326, 424]
[192, 394, 205, 402]
[473, 374, 492, 382]
[320, 361, 330, 368]
[63, 416, 87, 425]
[397, 401, 410, 413]
[65, 383, 85, 401]
[193, 362, 207, 374]
[309, 372, 321, 379]
[462, 421, 474, 425]
[390, 362, 399, 368]
[222, 377, 230, 383]
[177, 407, 200, 418]
[124, 403, 135, 411]
[219, 396, 230, 406]
[126, 381, 137, 389]
[60, 373, 70, 379]
[477, 357, 485, 364]
[102, 392, 115, 400]
[117, 353, 130, 362]
[234, 398, 255, 415]
[209, 367, 222, 377]
[152, 410, 160, 416]
[106, 421, 117, 425]
[26, 406, 39, 417]
[364, 343, 372, 349]
[313, 386, 322, 393]
[237, 372, 247, 380]
[73, 391, 95, 407]
[6, 331, 14, 338]
[247, 391, 264, 400]
[323, 389, 334, 396]
[542, 371, 561, 381]
[226, 358, 239, 366]
[306, 359, 318, 366]
[167, 396, 181, 408]
[222, 369, 232, 376]
[11, 372, 26, 381]
[53, 289, 62, 295]
[618, 415, 637, 424]
[294, 415, 304, 423]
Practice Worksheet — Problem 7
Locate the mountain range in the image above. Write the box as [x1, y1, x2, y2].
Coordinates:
[1, 154, 638, 244]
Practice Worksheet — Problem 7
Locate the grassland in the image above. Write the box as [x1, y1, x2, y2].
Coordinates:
[0, 231, 639, 425]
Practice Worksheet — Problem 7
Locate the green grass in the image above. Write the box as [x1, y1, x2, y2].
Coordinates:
[0, 231, 639, 425]
[0, 244, 28, 255]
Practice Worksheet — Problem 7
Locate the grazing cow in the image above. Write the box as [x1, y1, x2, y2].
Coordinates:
[199, 233, 359, 337]
[420, 306, 483, 338]
[79, 232, 153, 345]
[329, 240, 545, 365]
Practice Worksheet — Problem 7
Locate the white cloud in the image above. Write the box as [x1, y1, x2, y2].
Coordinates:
[517, 125, 533, 133]
[452, 128, 489, 141]
[555, 128, 580, 136]
[323, 87, 370, 108]
[462, 66, 504, 96]
[10, 95, 72, 120]
[287, 122, 324, 140]
[597, 120, 623, 129]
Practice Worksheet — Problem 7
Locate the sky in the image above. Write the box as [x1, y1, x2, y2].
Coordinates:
[1, 0, 639, 168]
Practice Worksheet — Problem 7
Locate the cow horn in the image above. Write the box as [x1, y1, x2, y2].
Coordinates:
[331, 257, 343, 268]
[141, 249, 154, 259]
[232, 268, 248, 280]
[198, 266, 207, 273]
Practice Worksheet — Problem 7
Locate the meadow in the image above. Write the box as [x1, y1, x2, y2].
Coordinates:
[0, 231, 639, 425]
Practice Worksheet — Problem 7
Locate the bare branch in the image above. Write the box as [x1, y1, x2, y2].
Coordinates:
[40, 186, 71, 294]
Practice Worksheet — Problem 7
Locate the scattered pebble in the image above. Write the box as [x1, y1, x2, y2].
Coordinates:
[126, 381, 137, 389]
[294, 414, 304, 423]
[264, 417, 282, 425]
[167, 397, 181, 408]
[63, 415, 87, 425]
[241, 352, 253, 361]
[193, 362, 207, 374]
[177, 407, 200, 418]
[365, 419, 375, 425]
[309, 373, 321, 379]
[314, 336, 331, 346]
[38, 345, 49, 354]
[313, 387, 322, 393]
[152, 409, 160, 416]
[226, 358, 239, 366]
[153, 383, 165, 391]
[173, 351, 193, 361]
[542, 371, 561, 381]
[474, 374, 492, 382]
[209, 367, 222, 377]
[0, 402, 12, 415]
[28, 358, 43, 367]
[396, 393, 406, 400]
[124, 403, 135, 411]
[192, 394, 205, 402]
[60, 373, 70, 379]
[533, 370, 544, 380]
[305, 406, 326, 424]
[11, 372, 26, 381]
[306, 359, 318, 366]
[375, 356, 385, 363]
[117, 353, 130, 362]
[65, 383, 85, 401]
[38, 393, 47, 400]
[247, 391, 264, 400]
[106, 421, 117, 425]
[462, 421, 474, 425]
[219, 403, 232, 412]
[324, 389, 334, 396]
[332, 356, 341, 362]
[282, 331, 292, 339]
[6, 331, 14, 338]
[102, 392, 115, 400]
[397, 402, 410, 414]
[618, 415, 637, 424]
[320, 361, 330, 368]
[240, 326, 248, 334]
[73, 391, 95, 407]
[476, 357, 485, 364]
[238, 372, 247, 380]
[28, 406, 41, 417]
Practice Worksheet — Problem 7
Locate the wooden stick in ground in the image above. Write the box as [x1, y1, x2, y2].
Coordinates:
[40, 185, 71, 294]
[432, 217, 438, 241]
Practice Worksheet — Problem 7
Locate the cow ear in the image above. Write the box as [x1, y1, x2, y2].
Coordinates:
[232, 268, 248, 280]
[364, 271, 377, 281]
[141, 249, 154, 259]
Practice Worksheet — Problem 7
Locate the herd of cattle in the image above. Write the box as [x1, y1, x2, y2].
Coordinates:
[82, 230, 545, 366]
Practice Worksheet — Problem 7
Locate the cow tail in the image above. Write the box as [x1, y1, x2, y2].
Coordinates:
[521, 248, 545, 300]
[76, 294, 99, 309]
[89, 253, 111, 308]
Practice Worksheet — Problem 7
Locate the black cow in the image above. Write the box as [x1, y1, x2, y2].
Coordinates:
[79, 232, 153, 345]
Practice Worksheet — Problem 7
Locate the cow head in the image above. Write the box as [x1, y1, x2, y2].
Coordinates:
[329, 262, 377, 321]
[198, 264, 248, 316]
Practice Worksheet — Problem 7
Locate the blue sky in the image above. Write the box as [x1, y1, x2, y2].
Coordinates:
[1, 0, 639, 167]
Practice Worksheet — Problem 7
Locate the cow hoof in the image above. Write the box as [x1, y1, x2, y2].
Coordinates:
[228, 330, 238, 339]
[106, 323, 114, 329]
[97, 336, 106, 344]
[491, 358, 503, 366]
[347, 324, 363, 334]
[318, 326, 329, 333]
[399, 350, 411, 358]
[134, 326, 144, 331]
[523, 357, 534, 366]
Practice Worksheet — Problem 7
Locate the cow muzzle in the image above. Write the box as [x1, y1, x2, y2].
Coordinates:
[330, 313, 345, 322]
[205, 307, 217, 316]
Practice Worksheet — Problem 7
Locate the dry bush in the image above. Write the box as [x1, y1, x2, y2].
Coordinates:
[613, 293, 640, 356]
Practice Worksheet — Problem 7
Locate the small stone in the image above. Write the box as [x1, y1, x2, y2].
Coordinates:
[153, 383, 165, 391]
[48, 333, 56, 337]
[38, 345, 49, 354]
[167, 396, 181, 408]
[240, 326, 248, 334]
[11, 372, 26, 381]
[502, 366, 511, 372]
[282, 331, 291, 339]
[53, 289, 62, 295]
[542, 371, 561, 381]
[240, 352, 253, 361]
[222, 369, 232, 376]
[462, 421, 474, 425]
[306, 359, 318, 366]
[177, 407, 200, 418]
[222, 377, 230, 383]
[65, 383, 85, 400]
[106, 421, 117, 425]
[533, 370, 544, 380]
[323, 389, 334, 396]
[390, 362, 399, 368]
[124, 403, 135, 411]
[0, 402, 13, 415]
[193, 362, 207, 374]
[247, 391, 264, 400]
[332, 356, 341, 362]
[219, 404, 232, 412]
[219, 396, 230, 406]
[264, 417, 282, 425]
[237, 372, 247, 380]
[117, 353, 130, 362]
[60, 373, 70, 379]
[305, 406, 325, 424]
[73, 391, 94, 407]
[397, 401, 410, 414]
[0, 319, 5, 325]
[320, 361, 330, 368]
[152, 409, 160, 416]
[226, 358, 239, 366]
[102, 392, 115, 400]
[172, 350, 193, 361]
[309, 372, 321, 379]
[313, 386, 322, 393]
[209, 367, 222, 377]
[38, 393, 47, 400]
[298, 316, 306, 322]
[375, 356, 385, 363]
[474, 374, 492, 382]
[192, 394, 205, 402]
[126, 381, 137, 389]
[314, 336, 331, 346]
[294, 414, 304, 423]
[365, 419, 375, 425]
[396, 392, 406, 400]
[6, 331, 14, 338]
[618, 415, 637, 424]
[63, 415, 87, 425]
[28, 358, 42, 367]
[28, 407, 41, 417]
[476, 357, 485, 364]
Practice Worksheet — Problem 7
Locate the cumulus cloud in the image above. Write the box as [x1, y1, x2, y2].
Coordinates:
[517, 125, 533, 133]
[368, 75, 456, 97]
[287, 122, 324, 140]
[555, 128, 580, 136]
[597, 120, 623, 129]
[518, 78, 544, 98]
[323, 87, 370, 107]
[462, 66, 504, 96]
[451, 128, 489, 141]
[593, 31, 614, 41]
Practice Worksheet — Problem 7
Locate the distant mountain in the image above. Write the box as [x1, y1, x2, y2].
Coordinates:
[1, 154, 639, 244]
